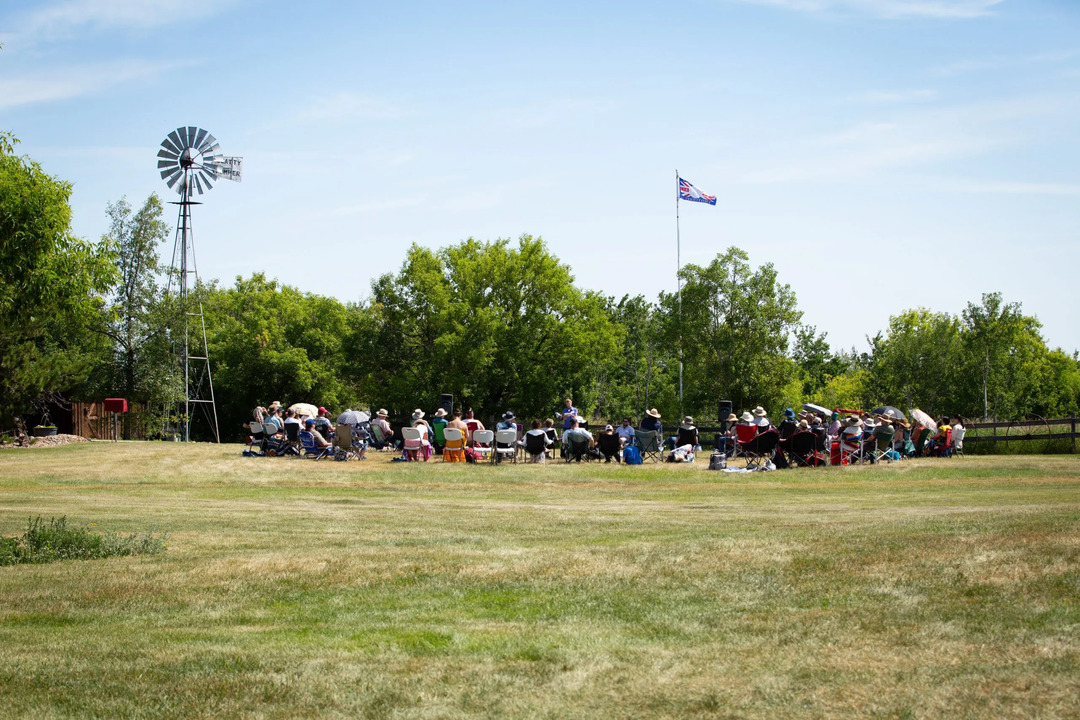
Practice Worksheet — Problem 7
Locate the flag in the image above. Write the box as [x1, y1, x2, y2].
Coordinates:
[678, 177, 716, 205]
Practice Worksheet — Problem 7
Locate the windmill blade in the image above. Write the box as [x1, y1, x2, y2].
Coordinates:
[186, 126, 198, 148]
[157, 159, 178, 170]
[193, 173, 205, 195]
[160, 166, 180, 180]
[160, 136, 182, 155]
[157, 147, 179, 161]
[179, 126, 191, 147]
[168, 129, 184, 151]
[165, 169, 184, 189]
[197, 170, 215, 191]
[192, 128, 208, 151]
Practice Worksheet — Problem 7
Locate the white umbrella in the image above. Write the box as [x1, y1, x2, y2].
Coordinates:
[337, 409, 370, 425]
[288, 403, 319, 419]
[910, 408, 937, 434]
[802, 403, 831, 418]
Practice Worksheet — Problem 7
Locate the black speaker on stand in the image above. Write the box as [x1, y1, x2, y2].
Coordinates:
[439, 394, 454, 417]
[717, 400, 733, 432]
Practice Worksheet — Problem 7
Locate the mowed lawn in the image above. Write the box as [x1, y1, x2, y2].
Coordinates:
[0, 444, 1078, 719]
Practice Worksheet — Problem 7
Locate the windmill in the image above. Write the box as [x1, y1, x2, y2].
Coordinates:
[157, 126, 242, 442]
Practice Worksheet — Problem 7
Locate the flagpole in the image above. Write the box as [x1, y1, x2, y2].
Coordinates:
[676, 169, 683, 416]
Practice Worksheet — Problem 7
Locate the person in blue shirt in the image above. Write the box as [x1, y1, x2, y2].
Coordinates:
[496, 411, 517, 432]
[561, 398, 578, 430]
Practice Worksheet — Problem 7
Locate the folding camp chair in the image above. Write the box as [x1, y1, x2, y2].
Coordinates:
[786, 431, 825, 467]
[442, 427, 466, 462]
[524, 432, 550, 463]
[299, 430, 333, 460]
[863, 428, 895, 464]
[738, 429, 779, 470]
[929, 428, 953, 457]
[432, 419, 447, 455]
[912, 428, 931, 458]
[564, 435, 593, 463]
[634, 429, 662, 463]
[494, 429, 518, 464]
[733, 424, 758, 462]
[471, 430, 494, 462]
[332, 424, 361, 461]
[543, 428, 559, 459]
[597, 433, 621, 462]
[369, 424, 393, 451]
[284, 422, 304, 455]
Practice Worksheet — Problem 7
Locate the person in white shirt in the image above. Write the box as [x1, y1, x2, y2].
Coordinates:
[615, 417, 635, 447]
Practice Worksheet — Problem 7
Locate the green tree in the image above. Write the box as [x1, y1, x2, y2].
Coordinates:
[594, 295, 677, 423]
[200, 274, 359, 439]
[961, 292, 1046, 420]
[659, 247, 802, 417]
[85, 195, 177, 435]
[792, 325, 848, 398]
[0, 135, 115, 420]
[356, 235, 619, 423]
[866, 309, 964, 416]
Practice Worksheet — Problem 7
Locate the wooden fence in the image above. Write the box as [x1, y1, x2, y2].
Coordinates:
[961, 417, 1078, 453]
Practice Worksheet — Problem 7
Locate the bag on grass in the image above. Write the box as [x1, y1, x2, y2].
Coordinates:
[622, 446, 642, 465]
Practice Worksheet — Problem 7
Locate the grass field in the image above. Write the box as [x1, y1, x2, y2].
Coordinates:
[1, 444, 1078, 719]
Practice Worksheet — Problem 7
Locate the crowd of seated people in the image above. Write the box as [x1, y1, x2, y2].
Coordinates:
[246, 399, 964, 465]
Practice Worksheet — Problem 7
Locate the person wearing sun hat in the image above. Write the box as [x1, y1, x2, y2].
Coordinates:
[778, 408, 798, 440]
[752, 405, 771, 430]
[676, 416, 699, 450]
[841, 416, 864, 460]
[716, 412, 739, 455]
[641, 408, 662, 435]
[430, 408, 449, 454]
[369, 408, 393, 448]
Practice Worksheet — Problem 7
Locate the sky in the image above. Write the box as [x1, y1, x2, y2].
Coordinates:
[2, 0, 1078, 355]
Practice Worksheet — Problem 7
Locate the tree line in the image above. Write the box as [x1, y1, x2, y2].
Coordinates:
[3, 140, 1079, 440]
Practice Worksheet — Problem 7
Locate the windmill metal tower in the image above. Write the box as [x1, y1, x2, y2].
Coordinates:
[157, 126, 242, 442]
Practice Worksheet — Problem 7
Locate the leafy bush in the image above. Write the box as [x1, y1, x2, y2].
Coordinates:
[0, 516, 167, 566]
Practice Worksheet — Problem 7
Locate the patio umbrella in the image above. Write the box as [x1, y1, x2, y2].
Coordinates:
[910, 408, 937, 434]
[337, 409, 370, 425]
[288, 402, 319, 419]
[872, 406, 907, 422]
[802, 403, 831, 418]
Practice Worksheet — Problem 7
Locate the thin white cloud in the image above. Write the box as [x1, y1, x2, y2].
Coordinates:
[0, 59, 186, 110]
[729, 0, 1004, 19]
[6, 0, 243, 46]
[858, 89, 938, 104]
[734, 96, 1066, 184]
[933, 50, 1079, 77]
[296, 92, 408, 124]
[928, 179, 1080, 196]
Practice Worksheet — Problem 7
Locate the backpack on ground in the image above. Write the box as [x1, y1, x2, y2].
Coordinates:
[623, 445, 642, 465]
